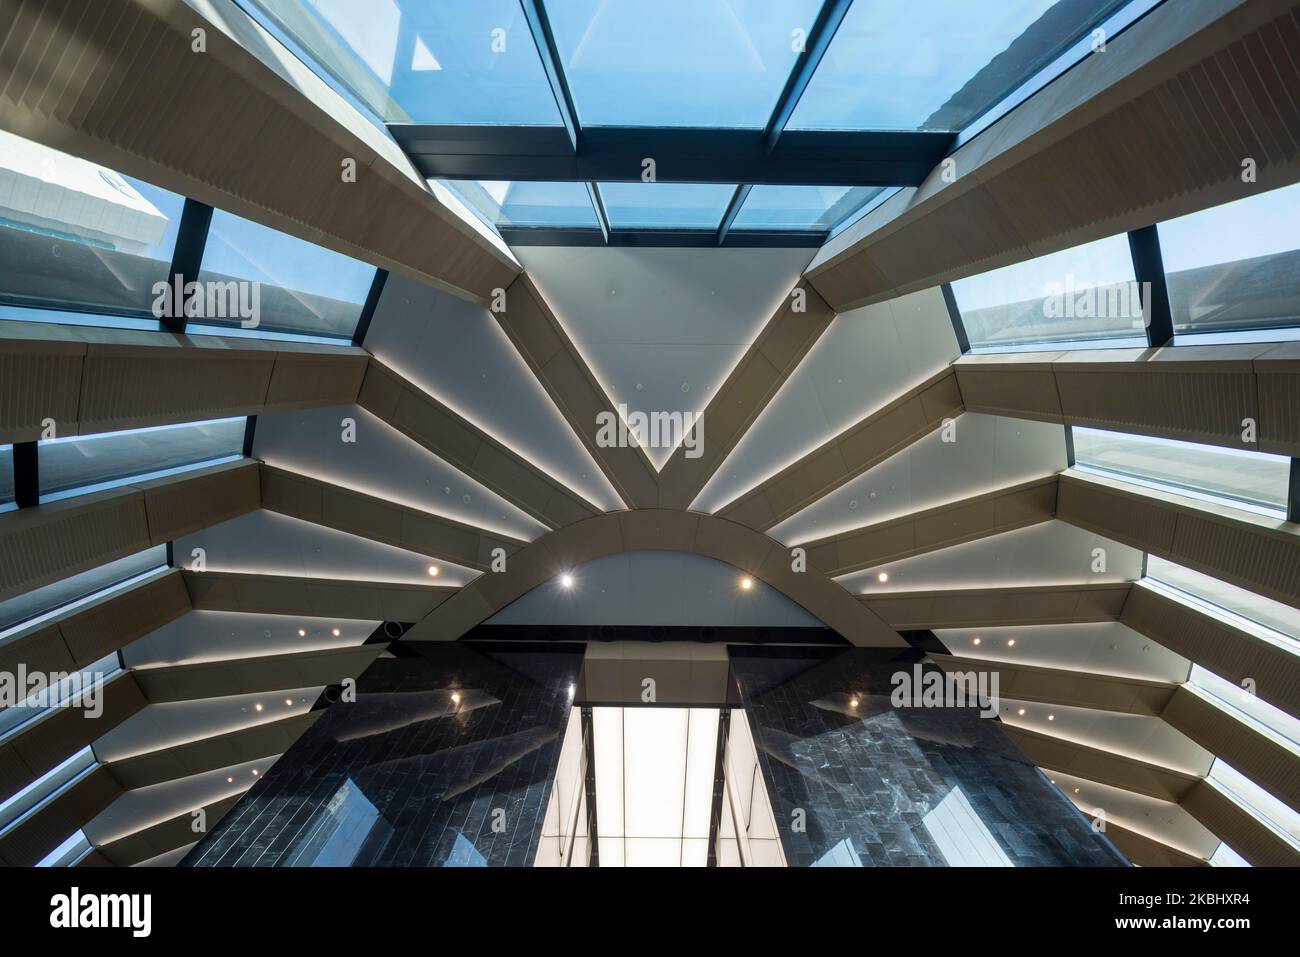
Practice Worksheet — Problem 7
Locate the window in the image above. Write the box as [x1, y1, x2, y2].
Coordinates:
[1190, 665, 1300, 757]
[36, 830, 93, 867]
[731, 185, 885, 232]
[788, 0, 1129, 132]
[440, 181, 600, 230]
[547, 0, 822, 128]
[950, 234, 1147, 350]
[1143, 556, 1300, 655]
[598, 182, 736, 230]
[194, 210, 376, 341]
[242, 0, 563, 125]
[0, 652, 121, 740]
[0, 546, 168, 639]
[1072, 427, 1291, 516]
[37, 418, 245, 503]
[1208, 760, 1300, 851]
[1159, 182, 1300, 342]
[0, 444, 12, 511]
[0, 746, 98, 836]
[0, 129, 183, 326]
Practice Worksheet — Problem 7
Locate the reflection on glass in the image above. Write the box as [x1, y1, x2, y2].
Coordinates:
[38, 418, 245, 502]
[0, 546, 168, 638]
[536, 707, 586, 866]
[921, 786, 1013, 866]
[723, 709, 785, 867]
[195, 210, 375, 339]
[1208, 759, 1300, 850]
[36, 830, 93, 867]
[440, 180, 599, 230]
[0, 747, 97, 834]
[1073, 427, 1291, 515]
[0, 129, 182, 322]
[1144, 556, 1300, 654]
[1159, 183, 1300, 340]
[284, 779, 393, 866]
[951, 234, 1145, 349]
[547, 0, 822, 128]
[0, 444, 13, 508]
[789, 0, 1127, 131]
[598, 182, 736, 230]
[732, 185, 884, 232]
[0, 652, 120, 740]
[243, 0, 562, 125]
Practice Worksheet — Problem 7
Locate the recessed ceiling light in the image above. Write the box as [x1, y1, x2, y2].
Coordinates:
[252, 769, 259, 777]
[227, 777, 233, 784]
[1047, 714, 1055, 721]
[972, 636, 982, 646]
[254, 703, 263, 712]
[1007, 638, 1016, 647]
[297, 628, 306, 637]
[331, 628, 341, 637]
[1073, 787, 1080, 794]
[428, 565, 439, 577]
[740, 577, 753, 591]
[560, 574, 574, 589]
[285, 699, 293, 706]
[1017, 708, 1026, 716]
[877, 572, 889, 583]
[451, 692, 461, 705]
[849, 698, 859, 708]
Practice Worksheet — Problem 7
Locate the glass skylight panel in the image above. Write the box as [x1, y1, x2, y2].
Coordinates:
[38, 418, 246, 503]
[0, 444, 12, 510]
[1208, 759, 1300, 850]
[1159, 182, 1300, 341]
[1072, 427, 1291, 515]
[731, 185, 885, 231]
[0, 129, 183, 324]
[0, 746, 97, 836]
[36, 830, 93, 867]
[195, 210, 376, 340]
[0, 652, 121, 740]
[0, 546, 168, 639]
[1144, 556, 1300, 654]
[546, 0, 823, 128]
[598, 182, 735, 230]
[950, 234, 1145, 350]
[243, 0, 563, 125]
[440, 180, 600, 229]
[1190, 665, 1300, 756]
[788, 0, 1128, 131]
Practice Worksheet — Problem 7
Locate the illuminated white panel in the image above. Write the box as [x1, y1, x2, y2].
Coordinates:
[121, 610, 375, 668]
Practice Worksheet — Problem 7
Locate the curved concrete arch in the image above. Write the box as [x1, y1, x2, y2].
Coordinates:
[403, 508, 906, 647]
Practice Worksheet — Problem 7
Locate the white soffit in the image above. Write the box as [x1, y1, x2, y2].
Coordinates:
[486, 550, 824, 628]
[256, 404, 547, 541]
[837, 521, 1144, 594]
[121, 610, 375, 669]
[519, 246, 814, 470]
[364, 273, 621, 511]
[771, 413, 1066, 545]
[695, 286, 960, 512]
[174, 509, 479, 587]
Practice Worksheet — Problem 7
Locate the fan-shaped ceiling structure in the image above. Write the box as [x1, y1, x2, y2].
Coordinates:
[1, 0, 1300, 877]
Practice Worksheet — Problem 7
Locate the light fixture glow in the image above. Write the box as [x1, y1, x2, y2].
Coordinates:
[331, 627, 341, 637]
[428, 565, 439, 577]
[1007, 638, 1016, 647]
[451, 692, 461, 705]
[1047, 714, 1055, 721]
[285, 699, 293, 706]
[849, 698, 859, 708]
[1017, 708, 1026, 716]
[740, 577, 753, 591]
[226, 777, 233, 783]
[877, 572, 889, 583]
[254, 703, 263, 712]
[297, 628, 306, 637]
[560, 574, 574, 589]
[972, 636, 982, 646]
[252, 769, 259, 776]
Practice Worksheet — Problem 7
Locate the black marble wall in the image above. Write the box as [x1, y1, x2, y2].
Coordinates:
[183, 642, 584, 867]
[727, 646, 1128, 867]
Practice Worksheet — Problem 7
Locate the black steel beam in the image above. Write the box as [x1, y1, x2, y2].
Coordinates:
[706, 707, 732, 867]
[762, 0, 853, 152]
[497, 227, 823, 248]
[12, 440, 38, 508]
[580, 705, 598, 868]
[352, 269, 388, 347]
[1128, 225, 1175, 348]
[715, 185, 753, 246]
[392, 125, 954, 186]
[162, 199, 214, 334]
[940, 282, 971, 354]
[1289, 458, 1300, 524]
[585, 183, 610, 244]
[520, 0, 581, 151]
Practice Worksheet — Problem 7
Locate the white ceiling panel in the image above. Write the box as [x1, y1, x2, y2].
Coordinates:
[364, 273, 621, 511]
[695, 286, 960, 512]
[519, 246, 813, 469]
[772, 413, 1066, 545]
[122, 610, 374, 668]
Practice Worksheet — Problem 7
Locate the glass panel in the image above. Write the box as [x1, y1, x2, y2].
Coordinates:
[38, 418, 246, 502]
[0, 444, 12, 509]
[0, 546, 168, 638]
[547, 0, 822, 128]
[36, 830, 93, 867]
[1209, 842, 1250, 867]
[0, 747, 97, 835]
[1190, 665, 1300, 755]
[439, 180, 599, 229]
[243, 0, 563, 125]
[0, 129, 183, 322]
[0, 653, 121, 740]
[1144, 556, 1300, 653]
[731, 185, 884, 232]
[195, 210, 375, 339]
[1072, 427, 1291, 515]
[950, 234, 1145, 350]
[1208, 760, 1300, 850]
[598, 182, 735, 230]
[1159, 183, 1300, 339]
[789, 0, 1128, 131]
